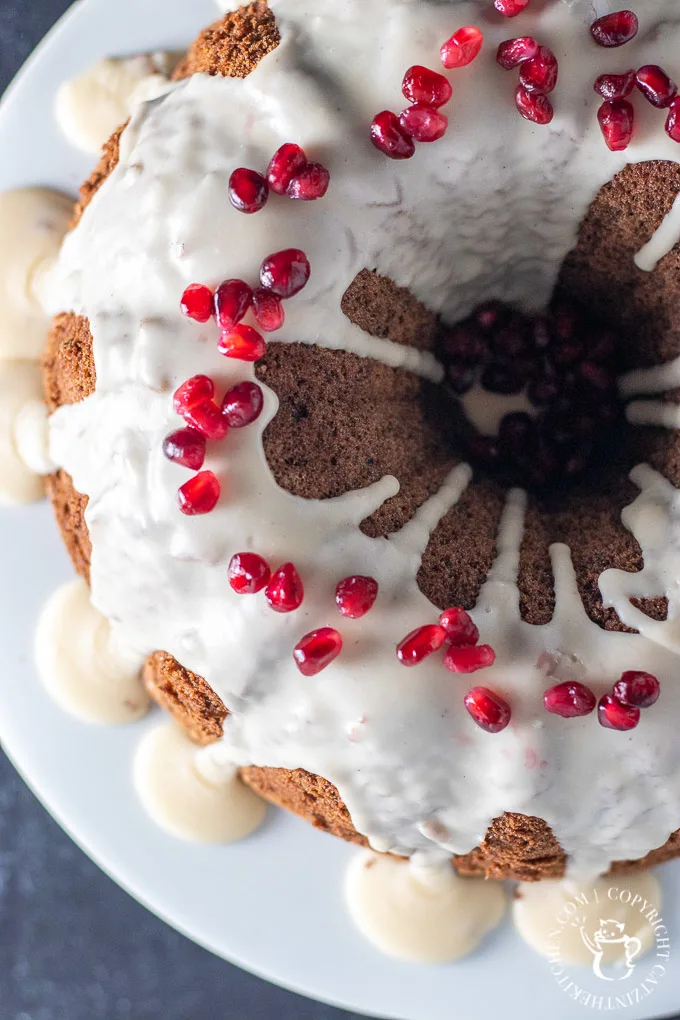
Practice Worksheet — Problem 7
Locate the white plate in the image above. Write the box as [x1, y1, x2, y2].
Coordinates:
[0, 3, 679, 1018]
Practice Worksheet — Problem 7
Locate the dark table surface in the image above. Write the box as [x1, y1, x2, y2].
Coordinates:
[0, 3, 362, 1018]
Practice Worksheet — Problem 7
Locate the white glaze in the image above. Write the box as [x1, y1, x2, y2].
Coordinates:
[14, 399, 56, 476]
[460, 382, 536, 437]
[35, 579, 150, 724]
[635, 192, 680, 273]
[134, 720, 266, 843]
[0, 189, 72, 360]
[513, 873, 661, 968]
[0, 361, 47, 505]
[47, 0, 680, 874]
[345, 850, 506, 963]
[55, 54, 175, 155]
[626, 400, 680, 430]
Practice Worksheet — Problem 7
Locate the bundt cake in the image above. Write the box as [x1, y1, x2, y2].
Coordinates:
[43, 0, 680, 881]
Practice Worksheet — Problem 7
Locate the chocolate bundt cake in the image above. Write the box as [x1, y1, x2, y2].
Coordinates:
[44, 0, 680, 880]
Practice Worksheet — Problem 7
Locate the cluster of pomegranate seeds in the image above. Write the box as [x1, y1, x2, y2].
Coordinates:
[497, 31, 557, 126]
[590, 10, 639, 48]
[294, 627, 343, 676]
[265, 562, 304, 613]
[173, 375, 228, 440]
[598, 670, 660, 731]
[178, 471, 221, 516]
[266, 143, 330, 201]
[335, 575, 379, 619]
[162, 428, 206, 471]
[544, 680, 597, 718]
[438, 299, 624, 490]
[228, 168, 269, 214]
[221, 380, 264, 428]
[395, 607, 494, 671]
[228, 552, 272, 594]
[440, 27, 484, 70]
[464, 687, 512, 733]
[180, 283, 213, 323]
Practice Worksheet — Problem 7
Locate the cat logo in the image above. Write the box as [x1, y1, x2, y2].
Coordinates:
[578, 917, 642, 982]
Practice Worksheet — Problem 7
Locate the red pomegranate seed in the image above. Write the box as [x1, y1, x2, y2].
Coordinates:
[228, 167, 269, 214]
[267, 143, 307, 195]
[439, 607, 479, 646]
[598, 693, 640, 731]
[180, 283, 213, 323]
[494, 0, 530, 17]
[402, 65, 452, 108]
[218, 324, 267, 362]
[613, 671, 660, 709]
[293, 627, 343, 676]
[260, 249, 311, 299]
[544, 681, 596, 718]
[228, 552, 271, 594]
[162, 428, 206, 470]
[593, 69, 636, 100]
[519, 46, 558, 95]
[252, 288, 285, 332]
[597, 99, 634, 150]
[396, 624, 447, 666]
[221, 381, 264, 427]
[444, 644, 496, 673]
[287, 162, 330, 201]
[370, 110, 416, 160]
[464, 687, 511, 733]
[173, 375, 215, 415]
[335, 575, 379, 619]
[440, 26, 484, 69]
[590, 11, 639, 48]
[178, 471, 220, 516]
[636, 65, 678, 109]
[399, 105, 448, 142]
[214, 279, 253, 330]
[265, 562, 304, 613]
[183, 400, 229, 440]
[496, 36, 538, 70]
[579, 360, 613, 390]
[515, 85, 554, 124]
[666, 98, 680, 142]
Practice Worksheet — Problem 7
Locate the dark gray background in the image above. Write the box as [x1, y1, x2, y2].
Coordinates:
[0, 2, 361, 1017]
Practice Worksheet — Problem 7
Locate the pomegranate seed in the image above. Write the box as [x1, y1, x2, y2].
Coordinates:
[370, 110, 416, 160]
[287, 162, 330, 201]
[180, 283, 213, 323]
[597, 99, 634, 151]
[252, 288, 285, 332]
[228, 552, 271, 594]
[260, 249, 311, 299]
[515, 85, 554, 125]
[590, 11, 639, 48]
[519, 46, 558, 95]
[402, 65, 452, 107]
[396, 624, 447, 666]
[579, 360, 613, 390]
[214, 279, 253, 330]
[265, 562, 304, 613]
[162, 428, 206, 470]
[544, 681, 596, 718]
[178, 471, 220, 516]
[228, 167, 269, 214]
[447, 363, 475, 394]
[598, 693, 640, 731]
[183, 400, 229, 440]
[612, 671, 660, 709]
[593, 69, 636, 101]
[439, 607, 479, 646]
[464, 687, 511, 733]
[666, 98, 680, 142]
[399, 105, 448, 142]
[173, 375, 215, 415]
[267, 143, 307, 195]
[293, 627, 343, 676]
[335, 575, 379, 619]
[440, 26, 483, 69]
[496, 36, 538, 70]
[636, 65, 678, 109]
[494, 0, 530, 17]
[444, 644, 496, 673]
[221, 381, 264, 427]
[218, 324, 266, 361]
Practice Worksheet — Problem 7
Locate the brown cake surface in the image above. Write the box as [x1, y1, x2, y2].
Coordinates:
[43, 3, 680, 879]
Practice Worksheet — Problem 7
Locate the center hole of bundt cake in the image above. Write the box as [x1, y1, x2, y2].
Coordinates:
[437, 299, 625, 492]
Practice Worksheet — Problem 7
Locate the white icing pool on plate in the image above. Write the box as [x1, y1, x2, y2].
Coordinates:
[0, 360, 48, 505]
